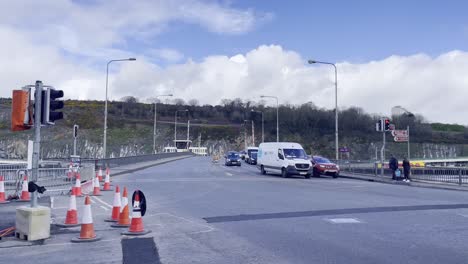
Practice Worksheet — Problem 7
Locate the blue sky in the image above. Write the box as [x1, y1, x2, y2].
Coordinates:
[141, 0, 468, 64]
[1, 0, 468, 124]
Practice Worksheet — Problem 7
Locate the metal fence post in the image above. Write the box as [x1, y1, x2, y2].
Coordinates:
[459, 168, 462, 186]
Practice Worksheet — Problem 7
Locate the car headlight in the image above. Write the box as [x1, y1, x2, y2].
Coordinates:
[238, 159, 241, 162]
[336, 165, 340, 170]
[319, 165, 325, 168]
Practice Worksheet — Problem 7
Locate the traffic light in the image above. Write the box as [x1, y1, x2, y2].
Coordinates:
[384, 118, 390, 131]
[73, 124, 79, 138]
[41, 88, 64, 125]
[376, 120, 382, 132]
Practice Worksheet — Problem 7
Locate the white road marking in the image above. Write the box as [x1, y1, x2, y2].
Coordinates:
[50, 197, 54, 209]
[327, 218, 362, 224]
[226, 172, 233, 176]
[91, 196, 113, 208]
[100, 205, 110, 211]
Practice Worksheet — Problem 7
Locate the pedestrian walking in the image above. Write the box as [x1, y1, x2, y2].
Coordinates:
[402, 157, 411, 182]
[389, 154, 398, 180]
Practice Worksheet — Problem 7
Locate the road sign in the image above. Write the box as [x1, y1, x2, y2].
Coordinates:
[389, 124, 395, 131]
[132, 190, 147, 216]
[391, 130, 408, 137]
[339, 147, 350, 153]
[394, 136, 408, 142]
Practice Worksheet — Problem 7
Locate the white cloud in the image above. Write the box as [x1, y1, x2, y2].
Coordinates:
[0, 1, 467, 125]
[149, 48, 184, 63]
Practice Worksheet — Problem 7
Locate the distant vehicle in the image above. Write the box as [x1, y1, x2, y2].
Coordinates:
[239, 151, 247, 160]
[311, 156, 339, 178]
[225, 151, 242, 166]
[245, 147, 259, 164]
[257, 142, 312, 178]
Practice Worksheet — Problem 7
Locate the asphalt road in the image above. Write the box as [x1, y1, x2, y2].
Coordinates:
[4, 156, 468, 263]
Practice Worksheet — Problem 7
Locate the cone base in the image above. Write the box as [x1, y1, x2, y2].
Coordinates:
[104, 218, 118, 222]
[16, 199, 30, 202]
[71, 235, 101, 243]
[122, 229, 151, 236]
[111, 223, 131, 228]
[101, 188, 113, 191]
[55, 223, 80, 228]
[0, 200, 10, 204]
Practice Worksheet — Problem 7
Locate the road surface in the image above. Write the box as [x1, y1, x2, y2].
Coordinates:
[3, 156, 468, 264]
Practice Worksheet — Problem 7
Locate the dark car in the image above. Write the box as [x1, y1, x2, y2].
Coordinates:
[246, 151, 258, 165]
[311, 156, 340, 178]
[225, 152, 242, 166]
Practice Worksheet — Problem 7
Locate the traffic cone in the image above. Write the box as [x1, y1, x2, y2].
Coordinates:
[105, 185, 121, 222]
[56, 188, 80, 227]
[122, 190, 151, 235]
[0, 176, 10, 204]
[92, 177, 101, 196]
[67, 163, 73, 180]
[102, 170, 112, 191]
[111, 187, 130, 228]
[74, 173, 82, 197]
[97, 168, 103, 182]
[18, 175, 30, 202]
[71, 196, 101, 242]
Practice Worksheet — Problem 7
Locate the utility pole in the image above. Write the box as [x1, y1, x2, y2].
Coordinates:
[31, 81, 42, 208]
[187, 119, 190, 150]
[407, 125, 410, 160]
[381, 129, 386, 176]
[252, 120, 255, 146]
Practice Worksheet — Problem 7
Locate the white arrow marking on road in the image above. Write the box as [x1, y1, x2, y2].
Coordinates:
[90, 196, 113, 209]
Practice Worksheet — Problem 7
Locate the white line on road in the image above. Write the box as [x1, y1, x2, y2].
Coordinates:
[100, 205, 110, 211]
[91, 196, 113, 209]
[225, 172, 233, 176]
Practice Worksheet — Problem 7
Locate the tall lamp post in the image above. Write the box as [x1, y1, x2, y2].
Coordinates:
[103, 57, 136, 158]
[308, 59, 338, 160]
[251, 109, 264, 143]
[174, 109, 188, 148]
[260, 95, 279, 142]
[153, 94, 173, 154]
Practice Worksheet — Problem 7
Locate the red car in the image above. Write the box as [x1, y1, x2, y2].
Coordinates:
[311, 156, 340, 178]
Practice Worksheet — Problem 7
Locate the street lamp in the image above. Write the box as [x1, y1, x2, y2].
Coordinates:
[260, 95, 279, 142]
[251, 109, 264, 143]
[174, 109, 189, 148]
[103, 57, 136, 158]
[308, 59, 339, 161]
[153, 94, 173, 154]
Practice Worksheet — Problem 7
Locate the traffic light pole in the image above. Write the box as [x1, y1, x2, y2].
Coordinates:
[380, 127, 386, 177]
[31, 81, 43, 208]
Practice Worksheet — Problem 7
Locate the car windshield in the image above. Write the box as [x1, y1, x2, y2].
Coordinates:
[251, 152, 257, 158]
[248, 150, 258, 156]
[283, 149, 307, 159]
[228, 153, 239, 158]
[314, 157, 331, 163]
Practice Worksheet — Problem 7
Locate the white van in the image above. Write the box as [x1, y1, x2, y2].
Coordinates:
[257, 142, 312, 178]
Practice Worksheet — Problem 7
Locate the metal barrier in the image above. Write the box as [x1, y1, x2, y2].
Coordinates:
[81, 152, 193, 170]
[341, 163, 468, 185]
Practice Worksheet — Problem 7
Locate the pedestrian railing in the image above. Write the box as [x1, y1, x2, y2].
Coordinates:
[341, 163, 468, 186]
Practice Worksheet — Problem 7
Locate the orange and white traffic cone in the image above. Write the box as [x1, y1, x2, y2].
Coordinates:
[56, 188, 80, 227]
[97, 168, 103, 182]
[122, 190, 151, 235]
[74, 173, 82, 197]
[92, 177, 101, 196]
[105, 185, 121, 222]
[111, 187, 130, 228]
[71, 196, 101, 242]
[0, 176, 10, 204]
[18, 175, 30, 202]
[67, 163, 73, 180]
[102, 170, 112, 191]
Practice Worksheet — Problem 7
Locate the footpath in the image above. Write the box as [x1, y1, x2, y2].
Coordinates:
[340, 172, 468, 192]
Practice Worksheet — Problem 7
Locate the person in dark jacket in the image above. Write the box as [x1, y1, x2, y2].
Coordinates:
[389, 154, 398, 180]
[402, 157, 411, 182]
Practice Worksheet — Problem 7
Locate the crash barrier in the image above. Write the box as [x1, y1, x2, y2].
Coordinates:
[81, 152, 194, 170]
[341, 162, 468, 185]
[0, 163, 95, 198]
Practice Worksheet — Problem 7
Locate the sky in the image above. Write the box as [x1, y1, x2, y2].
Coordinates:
[1, 0, 468, 124]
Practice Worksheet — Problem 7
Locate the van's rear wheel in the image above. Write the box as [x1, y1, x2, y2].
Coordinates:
[281, 168, 288, 178]
[261, 165, 266, 175]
